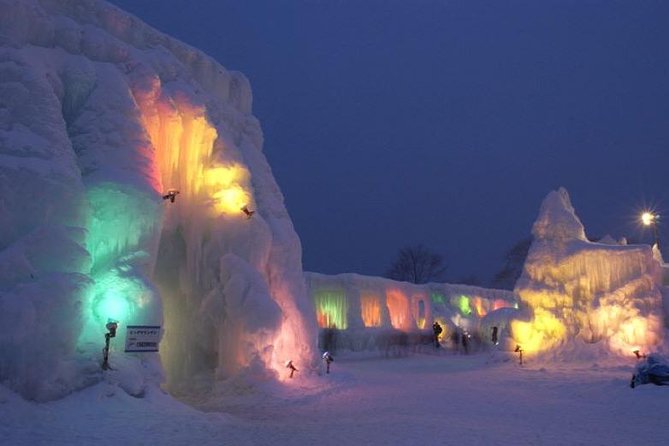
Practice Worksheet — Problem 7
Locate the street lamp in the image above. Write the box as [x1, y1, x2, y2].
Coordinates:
[641, 211, 660, 249]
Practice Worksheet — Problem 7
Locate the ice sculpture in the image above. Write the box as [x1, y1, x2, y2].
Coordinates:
[511, 188, 664, 357]
[0, 0, 316, 400]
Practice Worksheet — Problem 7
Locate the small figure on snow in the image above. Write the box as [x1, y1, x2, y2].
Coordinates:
[461, 330, 469, 354]
[432, 321, 443, 349]
[514, 344, 524, 365]
[451, 329, 460, 353]
[491, 326, 499, 345]
[322, 351, 334, 374]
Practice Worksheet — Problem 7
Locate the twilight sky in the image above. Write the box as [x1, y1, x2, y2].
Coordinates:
[111, 0, 669, 284]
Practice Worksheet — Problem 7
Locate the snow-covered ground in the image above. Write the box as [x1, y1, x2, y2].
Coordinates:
[2, 351, 667, 446]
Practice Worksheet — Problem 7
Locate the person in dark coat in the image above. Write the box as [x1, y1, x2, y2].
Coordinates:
[432, 321, 443, 349]
[491, 326, 499, 345]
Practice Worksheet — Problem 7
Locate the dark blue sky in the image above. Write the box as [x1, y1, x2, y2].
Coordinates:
[111, 0, 669, 284]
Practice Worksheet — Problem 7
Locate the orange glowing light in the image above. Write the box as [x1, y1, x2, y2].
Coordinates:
[492, 299, 514, 311]
[472, 297, 487, 317]
[134, 79, 254, 217]
[360, 293, 382, 327]
[386, 290, 410, 331]
[413, 297, 428, 329]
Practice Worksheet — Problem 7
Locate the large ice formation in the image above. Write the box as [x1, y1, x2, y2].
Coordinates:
[305, 272, 517, 352]
[0, 0, 316, 400]
[511, 188, 664, 358]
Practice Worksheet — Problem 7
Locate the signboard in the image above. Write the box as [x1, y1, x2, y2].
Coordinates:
[124, 325, 161, 352]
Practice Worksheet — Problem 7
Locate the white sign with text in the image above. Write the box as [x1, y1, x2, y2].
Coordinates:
[124, 325, 161, 352]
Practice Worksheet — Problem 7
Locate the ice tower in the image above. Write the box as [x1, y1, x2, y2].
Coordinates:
[511, 188, 664, 358]
[0, 0, 316, 400]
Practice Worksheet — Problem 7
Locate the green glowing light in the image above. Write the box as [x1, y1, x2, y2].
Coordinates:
[86, 185, 159, 272]
[314, 290, 348, 329]
[430, 293, 445, 304]
[95, 290, 130, 322]
[452, 295, 472, 316]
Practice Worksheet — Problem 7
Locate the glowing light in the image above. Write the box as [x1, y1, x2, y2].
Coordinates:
[510, 308, 566, 354]
[492, 299, 514, 311]
[415, 298, 427, 329]
[472, 297, 487, 317]
[95, 290, 130, 323]
[386, 290, 410, 330]
[430, 293, 445, 304]
[135, 88, 254, 218]
[205, 164, 252, 215]
[314, 290, 348, 329]
[641, 212, 658, 226]
[453, 295, 472, 316]
[360, 293, 382, 327]
[86, 186, 160, 272]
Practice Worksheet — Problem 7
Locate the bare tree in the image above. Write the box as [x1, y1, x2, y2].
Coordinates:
[385, 244, 447, 284]
[490, 237, 532, 289]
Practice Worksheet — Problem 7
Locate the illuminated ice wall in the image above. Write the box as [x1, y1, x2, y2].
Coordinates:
[0, 0, 316, 400]
[305, 272, 517, 348]
[511, 188, 664, 358]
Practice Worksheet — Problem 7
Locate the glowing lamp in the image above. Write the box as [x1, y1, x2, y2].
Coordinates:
[96, 290, 130, 323]
[640, 211, 660, 248]
[641, 212, 657, 226]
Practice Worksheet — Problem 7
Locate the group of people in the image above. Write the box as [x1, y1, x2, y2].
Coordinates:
[432, 321, 499, 354]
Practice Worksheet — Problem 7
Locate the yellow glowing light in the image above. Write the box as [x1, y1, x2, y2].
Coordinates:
[510, 308, 565, 354]
[415, 298, 427, 329]
[641, 212, 657, 226]
[205, 164, 252, 215]
[135, 86, 254, 218]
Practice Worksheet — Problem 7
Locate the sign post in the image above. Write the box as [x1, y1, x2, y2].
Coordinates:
[124, 325, 161, 353]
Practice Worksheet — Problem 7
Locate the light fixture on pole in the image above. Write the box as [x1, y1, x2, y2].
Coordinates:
[102, 319, 119, 370]
[641, 211, 660, 249]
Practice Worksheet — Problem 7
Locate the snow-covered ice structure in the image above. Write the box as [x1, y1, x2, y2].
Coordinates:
[305, 272, 517, 352]
[511, 188, 664, 358]
[0, 0, 316, 400]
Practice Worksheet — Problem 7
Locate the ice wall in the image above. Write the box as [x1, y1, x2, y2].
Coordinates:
[512, 188, 664, 358]
[0, 0, 316, 400]
[305, 272, 517, 350]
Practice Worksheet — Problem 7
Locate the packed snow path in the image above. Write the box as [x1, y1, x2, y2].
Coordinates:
[2, 353, 667, 445]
